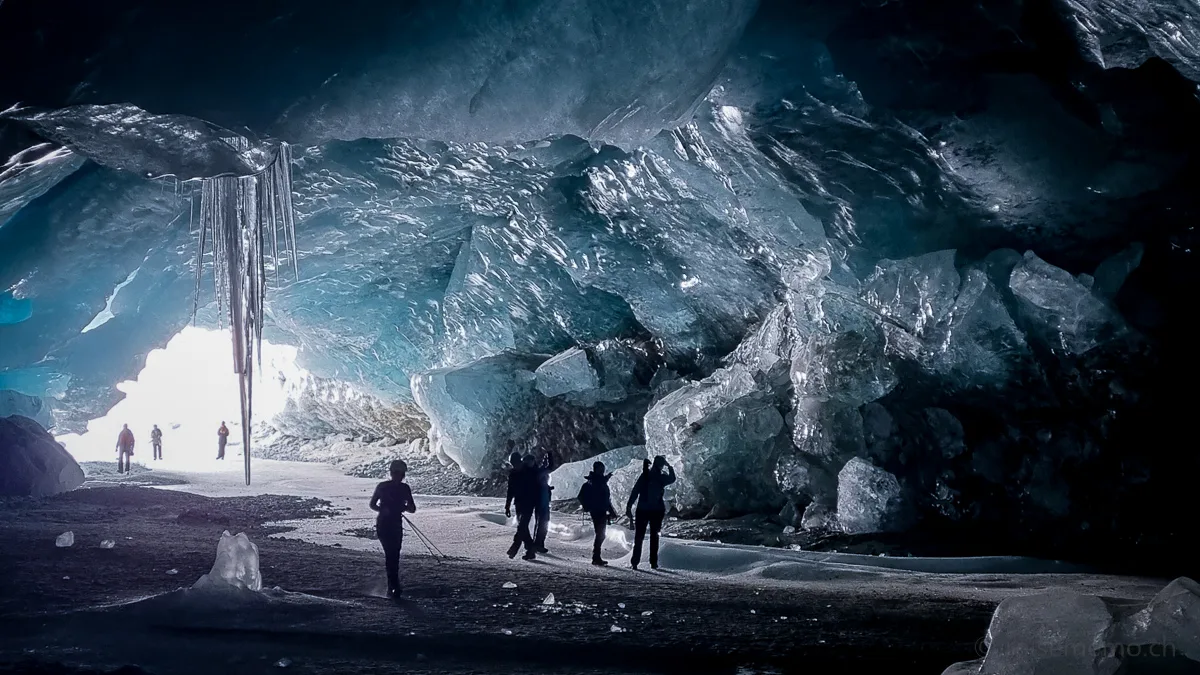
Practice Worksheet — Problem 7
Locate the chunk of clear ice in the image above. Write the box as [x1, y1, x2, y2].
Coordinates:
[192, 530, 262, 592]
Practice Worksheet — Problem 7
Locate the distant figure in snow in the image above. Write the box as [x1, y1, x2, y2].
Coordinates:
[216, 421, 229, 460]
[532, 448, 559, 554]
[150, 424, 163, 461]
[626, 455, 676, 570]
[504, 447, 538, 560]
[578, 460, 619, 566]
[115, 424, 135, 474]
[369, 459, 417, 599]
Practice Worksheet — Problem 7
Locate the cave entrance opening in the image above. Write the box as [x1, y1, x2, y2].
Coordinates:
[56, 326, 305, 475]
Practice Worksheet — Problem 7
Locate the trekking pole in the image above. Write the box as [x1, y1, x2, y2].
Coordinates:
[403, 514, 447, 563]
[413, 520, 449, 560]
[404, 517, 441, 563]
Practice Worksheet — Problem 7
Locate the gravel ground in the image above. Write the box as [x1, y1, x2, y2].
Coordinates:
[0, 484, 1171, 675]
[0, 486, 1008, 675]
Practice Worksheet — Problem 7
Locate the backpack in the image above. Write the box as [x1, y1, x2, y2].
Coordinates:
[577, 481, 598, 513]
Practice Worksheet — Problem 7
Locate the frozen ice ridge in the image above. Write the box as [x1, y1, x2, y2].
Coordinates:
[192, 530, 263, 592]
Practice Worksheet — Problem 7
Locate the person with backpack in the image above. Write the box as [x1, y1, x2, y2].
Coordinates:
[577, 461, 619, 566]
[150, 425, 163, 460]
[369, 460, 417, 599]
[504, 449, 538, 561]
[115, 424, 135, 473]
[625, 455, 676, 570]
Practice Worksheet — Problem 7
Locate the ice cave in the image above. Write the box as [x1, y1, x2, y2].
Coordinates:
[1, 1, 1199, 673]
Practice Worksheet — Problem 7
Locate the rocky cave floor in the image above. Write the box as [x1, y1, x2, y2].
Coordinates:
[0, 469, 1179, 675]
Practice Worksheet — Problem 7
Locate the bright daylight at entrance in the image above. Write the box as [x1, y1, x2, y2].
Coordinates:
[1, 1, 1199, 674]
[56, 326, 302, 477]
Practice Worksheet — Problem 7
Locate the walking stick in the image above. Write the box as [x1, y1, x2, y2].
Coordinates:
[403, 514, 448, 563]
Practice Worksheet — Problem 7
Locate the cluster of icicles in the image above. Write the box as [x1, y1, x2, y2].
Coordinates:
[188, 139, 298, 484]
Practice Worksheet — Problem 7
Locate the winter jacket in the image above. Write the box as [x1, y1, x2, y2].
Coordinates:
[578, 472, 617, 517]
[626, 465, 676, 514]
[505, 466, 538, 512]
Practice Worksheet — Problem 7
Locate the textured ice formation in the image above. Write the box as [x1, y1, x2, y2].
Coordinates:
[925, 268, 1043, 394]
[550, 445, 646, 500]
[413, 353, 546, 477]
[413, 350, 645, 477]
[266, 373, 428, 443]
[0, 291, 32, 325]
[193, 530, 262, 592]
[5, 104, 281, 180]
[0, 366, 70, 400]
[978, 589, 1116, 675]
[948, 578, 1200, 674]
[1009, 251, 1129, 356]
[0, 0, 757, 149]
[645, 364, 790, 516]
[0, 144, 84, 229]
[535, 348, 600, 399]
[1116, 577, 1200, 662]
[0, 390, 51, 428]
[1058, 0, 1200, 82]
[862, 250, 961, 337]
[836, 458, 907, 535]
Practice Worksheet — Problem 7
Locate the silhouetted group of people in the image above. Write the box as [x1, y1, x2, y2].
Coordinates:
[367, 447, 678, 600]
[504, 447, 676, 569]
[112, 421, 232, 471]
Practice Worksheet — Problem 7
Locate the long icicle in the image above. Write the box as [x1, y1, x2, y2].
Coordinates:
[190, 142, 298, 485]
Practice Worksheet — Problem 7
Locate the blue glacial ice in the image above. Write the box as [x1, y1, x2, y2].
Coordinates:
[0, 290, 32, 325]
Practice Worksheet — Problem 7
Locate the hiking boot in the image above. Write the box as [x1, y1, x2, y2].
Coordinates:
[536, 546, 549, 554]
[522, 551, 537, 561]
[592, 558, 608, 566]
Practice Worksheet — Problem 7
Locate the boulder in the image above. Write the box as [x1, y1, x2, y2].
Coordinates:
[978, 589, 1117, 675]
[0, 415, 84, 497]
[836, 457, 908, 534]
[1115, 576, 1200, 662]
